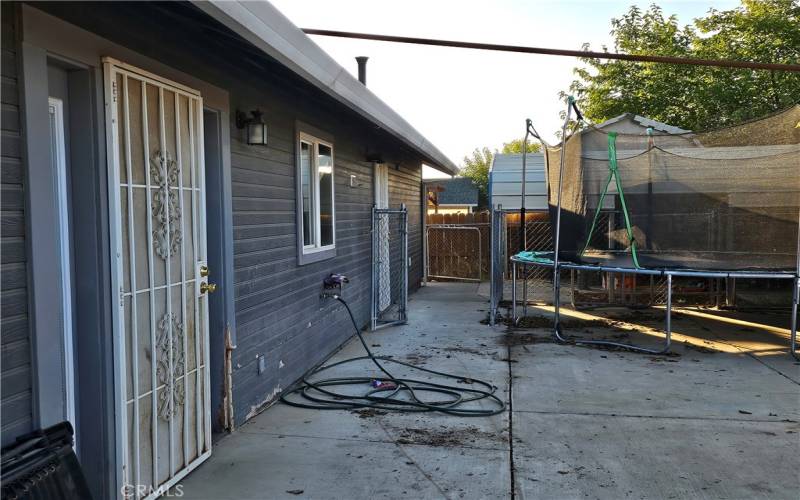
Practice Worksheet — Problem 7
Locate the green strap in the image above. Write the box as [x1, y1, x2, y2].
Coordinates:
[579, 132, 642, 268]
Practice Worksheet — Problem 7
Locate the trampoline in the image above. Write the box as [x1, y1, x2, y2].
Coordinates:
[510, 101, 800, 357]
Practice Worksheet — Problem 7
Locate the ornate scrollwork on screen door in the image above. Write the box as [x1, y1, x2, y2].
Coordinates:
[151, 150, 182, 260]
[156, 312, 186, 420]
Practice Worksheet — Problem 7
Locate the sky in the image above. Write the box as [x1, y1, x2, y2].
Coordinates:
[269, 0, 740, 178]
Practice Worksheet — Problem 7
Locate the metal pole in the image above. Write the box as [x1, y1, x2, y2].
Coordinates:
[791, 277, 798, 359]
[552, 98, 573, 338]
[519, 121, 531, 253]
[665, 273, 673, 352]
[477, 224, 482, 281]
[511, 260, 517, 326]
[402, 203, 409, 324]
[489, 206, 496, 326]
[303, 29, 800, 72]
[370, 205, 377, 331]
[791, 207, 800, 359]
[424, 226, 430, 285]
[422, 209, 428, 287]
[523, 269, 528, 318]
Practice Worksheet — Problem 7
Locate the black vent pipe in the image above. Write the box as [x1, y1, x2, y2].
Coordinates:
[355, 56, 368, 85]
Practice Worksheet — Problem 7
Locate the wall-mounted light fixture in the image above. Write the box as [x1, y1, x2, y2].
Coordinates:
[236, 109, 268, 146]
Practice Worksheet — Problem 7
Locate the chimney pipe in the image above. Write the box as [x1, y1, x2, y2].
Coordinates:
[355, 56, 368, 86]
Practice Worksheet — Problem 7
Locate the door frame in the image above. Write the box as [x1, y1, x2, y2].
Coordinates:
[202, 107, 236, 434]
[47, 96, 77, 439]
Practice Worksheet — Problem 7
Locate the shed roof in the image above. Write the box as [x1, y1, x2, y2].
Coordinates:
[193, 1, 458, 175]
[426, 178, 479, 206]
[490, 153, 545, 172]
[593, 113, 690, 134]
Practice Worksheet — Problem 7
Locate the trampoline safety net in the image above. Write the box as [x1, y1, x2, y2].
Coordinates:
[545, 105, 800, 271]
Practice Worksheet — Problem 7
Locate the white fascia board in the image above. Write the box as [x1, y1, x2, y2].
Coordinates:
[194, 0, 459, 175]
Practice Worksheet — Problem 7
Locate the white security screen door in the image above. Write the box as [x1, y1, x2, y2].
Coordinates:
[104, 58, 211, 498]
[374, 163, 391, 311]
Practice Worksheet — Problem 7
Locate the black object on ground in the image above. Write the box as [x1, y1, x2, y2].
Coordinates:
[1, 421, 92, 500]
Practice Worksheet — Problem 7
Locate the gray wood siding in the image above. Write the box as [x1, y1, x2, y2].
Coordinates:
[1, 2, 33, 447]
[14, 2, 430, 428]
[228, 93, 424, 423]
[388, 163, 424, 289]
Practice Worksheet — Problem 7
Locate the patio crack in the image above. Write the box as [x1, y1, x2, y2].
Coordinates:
[510, 409, 798, 423]
[507, 332, 516, 500]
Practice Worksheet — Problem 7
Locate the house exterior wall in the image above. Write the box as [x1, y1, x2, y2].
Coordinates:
[12, 1, 428, 440]
[228, 106, 424, 422]
[1, 2, 34, 447]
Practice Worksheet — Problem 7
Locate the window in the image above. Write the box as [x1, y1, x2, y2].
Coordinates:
[297, 131, 335, 263]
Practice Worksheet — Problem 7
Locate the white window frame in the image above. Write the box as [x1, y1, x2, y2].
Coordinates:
[297, 131, 336, 264]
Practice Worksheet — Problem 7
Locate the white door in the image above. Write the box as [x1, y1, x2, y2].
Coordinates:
[104, 58, 211, 498]
[374, 163, 391, 312]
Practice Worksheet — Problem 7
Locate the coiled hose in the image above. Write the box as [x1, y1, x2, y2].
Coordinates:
[280, 297, 506, 416]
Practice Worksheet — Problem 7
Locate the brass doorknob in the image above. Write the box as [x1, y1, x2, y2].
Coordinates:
[200, 282, 217, 294]
[200, 265, 209, 277]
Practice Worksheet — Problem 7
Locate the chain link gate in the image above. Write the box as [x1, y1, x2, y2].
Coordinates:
[371, 205, 409, 331]
[490, 208, 557, 324]
[425, 225, 483, 282]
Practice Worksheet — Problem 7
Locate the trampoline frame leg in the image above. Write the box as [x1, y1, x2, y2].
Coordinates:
[791, 276, 799, 360]
[554, 268, 672, 355]
[511, 260, 518, 326]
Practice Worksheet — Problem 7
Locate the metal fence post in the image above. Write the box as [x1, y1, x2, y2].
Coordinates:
[402, 203, 409, 324]
[489, 206, 498, 325]
[370, 205, 377, 331]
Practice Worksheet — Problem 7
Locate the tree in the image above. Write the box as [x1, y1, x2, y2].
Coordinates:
[567, 0, 800, 131]
[501, 139, 542, 154]
[460, 147, 493, 208]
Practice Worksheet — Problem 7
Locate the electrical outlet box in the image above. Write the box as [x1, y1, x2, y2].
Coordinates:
[350, 174, 357, 187]
[257, 355, 266, 374]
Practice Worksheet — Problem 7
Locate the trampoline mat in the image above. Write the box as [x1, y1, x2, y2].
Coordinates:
[526, 251, 797, 273]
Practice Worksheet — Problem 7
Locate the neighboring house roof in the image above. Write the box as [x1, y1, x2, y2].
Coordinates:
[593, 113, 690, 134]
[193, 1, 458, 175]
[488, 153, 548, 210]
[426, 178, 479, 206]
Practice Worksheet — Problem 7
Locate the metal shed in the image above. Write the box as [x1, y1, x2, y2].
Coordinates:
[488, 153, 548, 210]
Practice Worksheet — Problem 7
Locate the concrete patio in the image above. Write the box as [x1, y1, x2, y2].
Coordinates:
[180, 283, 800, 499]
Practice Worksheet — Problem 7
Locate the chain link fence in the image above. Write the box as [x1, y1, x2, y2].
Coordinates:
[490, 208, 560, 323]
[371, 206, 408, 331]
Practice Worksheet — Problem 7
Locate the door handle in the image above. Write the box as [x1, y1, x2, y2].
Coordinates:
[200, 282, 217, 294]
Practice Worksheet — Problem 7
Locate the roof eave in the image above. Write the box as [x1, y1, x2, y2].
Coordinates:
[193, 0, 459, 175]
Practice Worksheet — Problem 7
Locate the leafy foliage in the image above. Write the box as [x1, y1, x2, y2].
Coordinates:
[566, 0, 800, 131]
[460, 147, 494, 207]
[501, 139, 542, 154]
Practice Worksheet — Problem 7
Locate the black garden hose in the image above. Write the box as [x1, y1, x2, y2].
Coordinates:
[280, 297, 506, 417]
